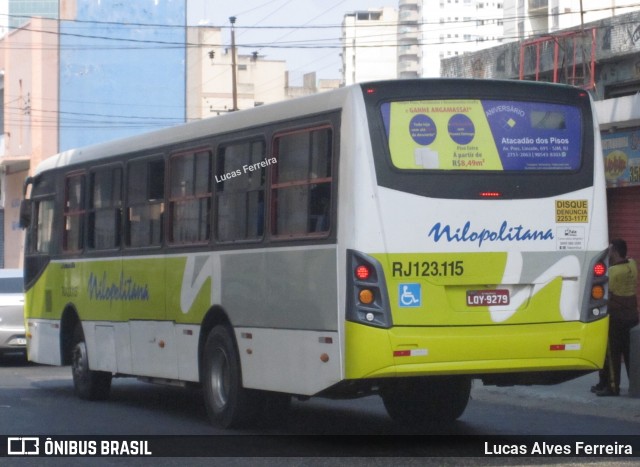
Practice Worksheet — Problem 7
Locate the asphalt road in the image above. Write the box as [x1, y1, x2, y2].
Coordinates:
[1, 354, 639, 465]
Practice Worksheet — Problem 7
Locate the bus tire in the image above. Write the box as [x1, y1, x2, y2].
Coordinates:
[202, 325, 260, 428]
[71, 324, 112, 401]
[380, 376, 471, 426]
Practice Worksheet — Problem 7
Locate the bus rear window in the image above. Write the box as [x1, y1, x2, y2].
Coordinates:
[380, 99, 582, 171]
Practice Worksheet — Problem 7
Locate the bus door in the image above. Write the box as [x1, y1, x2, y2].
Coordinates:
[123, 156, 175, 378]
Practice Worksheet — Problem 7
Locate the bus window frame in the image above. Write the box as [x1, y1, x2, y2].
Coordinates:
[269, 124, 334, 241]
[62, 171, 86, 254]
[167, 146, 213, 247]
[87, 163, 124, 252]
[362, 80, 595, 200]
[124, 154, 166, 250]
[214, 136, 267, 245]
[32, 195, 55, 256]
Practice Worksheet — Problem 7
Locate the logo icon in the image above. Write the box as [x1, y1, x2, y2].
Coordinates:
[7, 437, 40, 455]
[399, 283, 421, 307]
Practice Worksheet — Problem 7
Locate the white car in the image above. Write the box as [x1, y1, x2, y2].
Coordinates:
[0, 269, 26, 358]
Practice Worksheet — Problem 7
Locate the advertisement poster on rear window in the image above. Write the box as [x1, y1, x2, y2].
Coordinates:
[381, 99, 582, 172]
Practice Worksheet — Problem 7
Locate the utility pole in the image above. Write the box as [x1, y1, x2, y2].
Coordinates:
[229, 16, 238, 111]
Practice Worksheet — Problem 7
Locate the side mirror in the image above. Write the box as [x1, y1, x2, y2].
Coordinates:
[19, 199, 31, 229]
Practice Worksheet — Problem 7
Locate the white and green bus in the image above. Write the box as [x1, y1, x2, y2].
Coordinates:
[21, 79, 609, 428]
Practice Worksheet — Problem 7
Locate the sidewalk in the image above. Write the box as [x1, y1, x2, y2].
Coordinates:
[471, 371, 640, 423]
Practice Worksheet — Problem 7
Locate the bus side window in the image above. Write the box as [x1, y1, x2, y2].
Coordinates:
[88, 167, 122, 250]
[169, 149, 211, 245]
[63, 173, 85, 252]
[271, 127, 332, 237]
[215, 140, 266, 242]
[126, 158, 165, 248]
[35, 199, 54, 254]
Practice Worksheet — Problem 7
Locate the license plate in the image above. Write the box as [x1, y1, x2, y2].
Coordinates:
[466, 289, 510, 307]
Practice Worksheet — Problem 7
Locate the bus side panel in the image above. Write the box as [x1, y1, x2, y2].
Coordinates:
[25, 263, 64, 365]
[219, 246, 339, 331]
[220, 246, 341, 394]
[26, 318, 62, 366]
[236, 328, 341, 395]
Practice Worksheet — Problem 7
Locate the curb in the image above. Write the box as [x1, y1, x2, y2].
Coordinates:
[471, 373, 640, 424]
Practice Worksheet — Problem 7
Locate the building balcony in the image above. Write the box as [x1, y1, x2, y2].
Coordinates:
[399, 9, 420, 23]
[398, 44, 421, 57]
[528, 0, 548, 12]
[399, 29, 421, 41]
[399, 60, 420, 73]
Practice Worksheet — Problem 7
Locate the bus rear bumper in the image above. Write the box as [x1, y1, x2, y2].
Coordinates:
[344, 318, 608, 381]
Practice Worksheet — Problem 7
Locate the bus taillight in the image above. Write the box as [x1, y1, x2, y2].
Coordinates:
[347, 250, 392, 329]
[591, 285, 605, 301]
[582, 249, 609, 322]
[358, 289, 374, 304]
[355, 265, 371, 280]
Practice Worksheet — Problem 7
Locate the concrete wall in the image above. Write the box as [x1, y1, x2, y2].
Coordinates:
[0, 17, 60, 268]
[342, 8, 399, 85]
[441, 9, 640, 97]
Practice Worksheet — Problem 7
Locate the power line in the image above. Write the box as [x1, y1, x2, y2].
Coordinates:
[3, 3, 638, 51]
[3, 7, 638, 127]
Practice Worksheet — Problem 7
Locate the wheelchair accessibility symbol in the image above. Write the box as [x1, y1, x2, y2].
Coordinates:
[399, 283, 421, 307]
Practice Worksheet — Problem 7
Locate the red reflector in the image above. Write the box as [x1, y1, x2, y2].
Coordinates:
[393, 350, 411, 357]
[550, 344, 565, 351]
[479, 191, 502, 198]
[593, 262, 606, 277]
[355, 265, 371, 280]
[366, 87, 376, 94]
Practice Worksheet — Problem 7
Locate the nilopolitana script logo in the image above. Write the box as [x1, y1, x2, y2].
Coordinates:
[87, 272, 150, 303]
[428, 220, 554, 247]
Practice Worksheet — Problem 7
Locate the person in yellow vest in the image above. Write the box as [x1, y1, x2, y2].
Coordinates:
[593, 239, 639, 396]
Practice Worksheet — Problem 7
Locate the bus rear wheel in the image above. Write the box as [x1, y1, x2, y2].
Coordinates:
[202, 325, 261, 428]
[71, 323, 112, 401]
[380, 376, 471, 427]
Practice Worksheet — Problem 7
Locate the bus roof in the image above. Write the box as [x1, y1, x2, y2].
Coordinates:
[34, 83, 356, 175]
